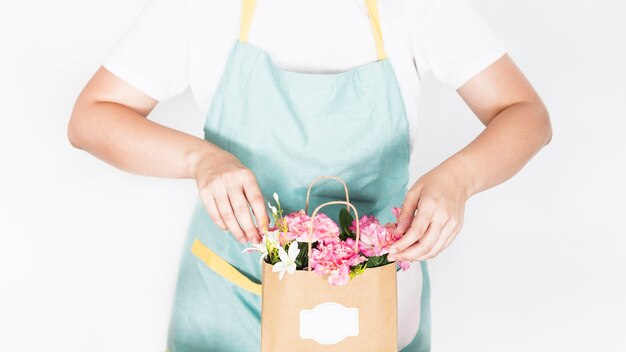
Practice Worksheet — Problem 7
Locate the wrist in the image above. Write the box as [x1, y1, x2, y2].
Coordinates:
[186, 146, 216, 181]
[442, 153, 479, 199]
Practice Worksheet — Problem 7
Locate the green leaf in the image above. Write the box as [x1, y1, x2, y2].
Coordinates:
[293, 241, 310, 269]
[349, 263, 367, 279]
[267, 247, 280, 265]
[366, 254, 389, 268]
[339, 207, 353, 230]
[339, 207, 356, 241]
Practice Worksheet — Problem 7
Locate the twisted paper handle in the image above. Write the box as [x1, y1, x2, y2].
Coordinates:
[306, 200, 360, 271]
[304, 176, 350, 214]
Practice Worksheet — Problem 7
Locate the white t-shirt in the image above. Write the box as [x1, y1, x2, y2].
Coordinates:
[103, 0, 506, 158]
[103, 0, 506, 349]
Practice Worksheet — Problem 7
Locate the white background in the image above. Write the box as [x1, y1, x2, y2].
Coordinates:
[1, 0, 625, 351]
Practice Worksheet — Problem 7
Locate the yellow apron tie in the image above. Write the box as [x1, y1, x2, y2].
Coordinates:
[239, 0, 257, 43]
[365, 0, 387, 61]
[191, 238, 262, 296]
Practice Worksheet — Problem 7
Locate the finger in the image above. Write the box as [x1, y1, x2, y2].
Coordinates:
[416, 218, 456, 261]
[394, 188, 421, 235]
[389, 200, 434, 254]
[443, 226, 461, 250]
[391, 213, 446, 262]
[229, 187, 261, 244]
[201, 192, 227, 230]
[241, 174, 269, 229]
[214, 186, 247, 243]
[443, 214, 463, 250]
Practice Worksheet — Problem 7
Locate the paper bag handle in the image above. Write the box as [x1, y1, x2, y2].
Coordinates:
[306, 200, 360, 271]
[305, 176, 350, 214]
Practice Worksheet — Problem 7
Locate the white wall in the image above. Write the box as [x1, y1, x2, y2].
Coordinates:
[1, 1, 624, 351]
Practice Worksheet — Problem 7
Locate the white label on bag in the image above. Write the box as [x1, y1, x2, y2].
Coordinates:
[299, 302, 359, 344]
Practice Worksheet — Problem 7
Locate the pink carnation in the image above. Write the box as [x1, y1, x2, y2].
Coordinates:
[309, 238, 367, 286]
[348, 207, 402, 234]
[348, 207, 411, 271]
[397, 260, 411, 271]
[283, 210, 340, 244]
[348, 214, 378, 232]
[357, 222, 398, 257]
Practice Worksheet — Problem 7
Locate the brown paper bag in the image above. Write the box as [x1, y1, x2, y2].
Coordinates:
[260, 177, 398, 351]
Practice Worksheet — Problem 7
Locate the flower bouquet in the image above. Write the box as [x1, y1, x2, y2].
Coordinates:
[249, 176, 404, 351]
[243, 191, 410, 286]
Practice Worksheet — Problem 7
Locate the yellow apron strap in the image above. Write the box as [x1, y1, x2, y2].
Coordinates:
[239, 0, 257, 43]
[365, 0, 387, 61]
[191, 238, 262, 296]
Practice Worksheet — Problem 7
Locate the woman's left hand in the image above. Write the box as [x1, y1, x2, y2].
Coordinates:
[388, 156, 475, 262]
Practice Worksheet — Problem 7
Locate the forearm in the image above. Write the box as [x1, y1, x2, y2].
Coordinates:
[68, 101, 220, 179]
[443, 101, 552, 198]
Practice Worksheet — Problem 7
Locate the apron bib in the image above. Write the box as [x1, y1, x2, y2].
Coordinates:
[166, 0, 430, 350]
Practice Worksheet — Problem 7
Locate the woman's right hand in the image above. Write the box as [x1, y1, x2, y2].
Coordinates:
[190, 149, 269, 244]
[68, 67, 269, 244]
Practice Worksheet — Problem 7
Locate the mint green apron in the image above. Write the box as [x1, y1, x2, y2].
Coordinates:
[166, 0, 430, 350]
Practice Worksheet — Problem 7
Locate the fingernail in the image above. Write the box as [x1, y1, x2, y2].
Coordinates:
[389, 248, 398, 254]
[387, 255, 395, 261]
[239, 238, 247, 244]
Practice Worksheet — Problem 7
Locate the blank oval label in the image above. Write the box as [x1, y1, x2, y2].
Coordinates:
[299, 302, 359, 344]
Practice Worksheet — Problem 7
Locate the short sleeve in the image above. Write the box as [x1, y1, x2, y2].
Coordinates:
[102, 0, 190, 101]
[410, 0, 507, 89]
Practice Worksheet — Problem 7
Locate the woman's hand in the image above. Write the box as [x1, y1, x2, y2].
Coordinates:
[388, 156, 475, 262]
[68, 67, 270, 245]
[387, 54, 552, 262]
[190, 149, 269, 245]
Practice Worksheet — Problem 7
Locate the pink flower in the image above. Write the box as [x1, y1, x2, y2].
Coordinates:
[349, 208, 411, 270]
[397, 260, 411, 271]
[359, 223, 412, 271]
[282, 210, 340, 244]
[357, 222, 395, 257]
[309, 238, 367, 286]
[349, 207, 402, 235]
[348, 214, 378, 232]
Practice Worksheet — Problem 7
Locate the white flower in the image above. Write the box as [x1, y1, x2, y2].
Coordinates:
[264, 230, 280, 246]
[272, 242, 300, 280]
[242, 230, 281, 264]
[268, 201, 278, 215]
[242, 242, 267, 264]
[273, 192, 280, 203]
